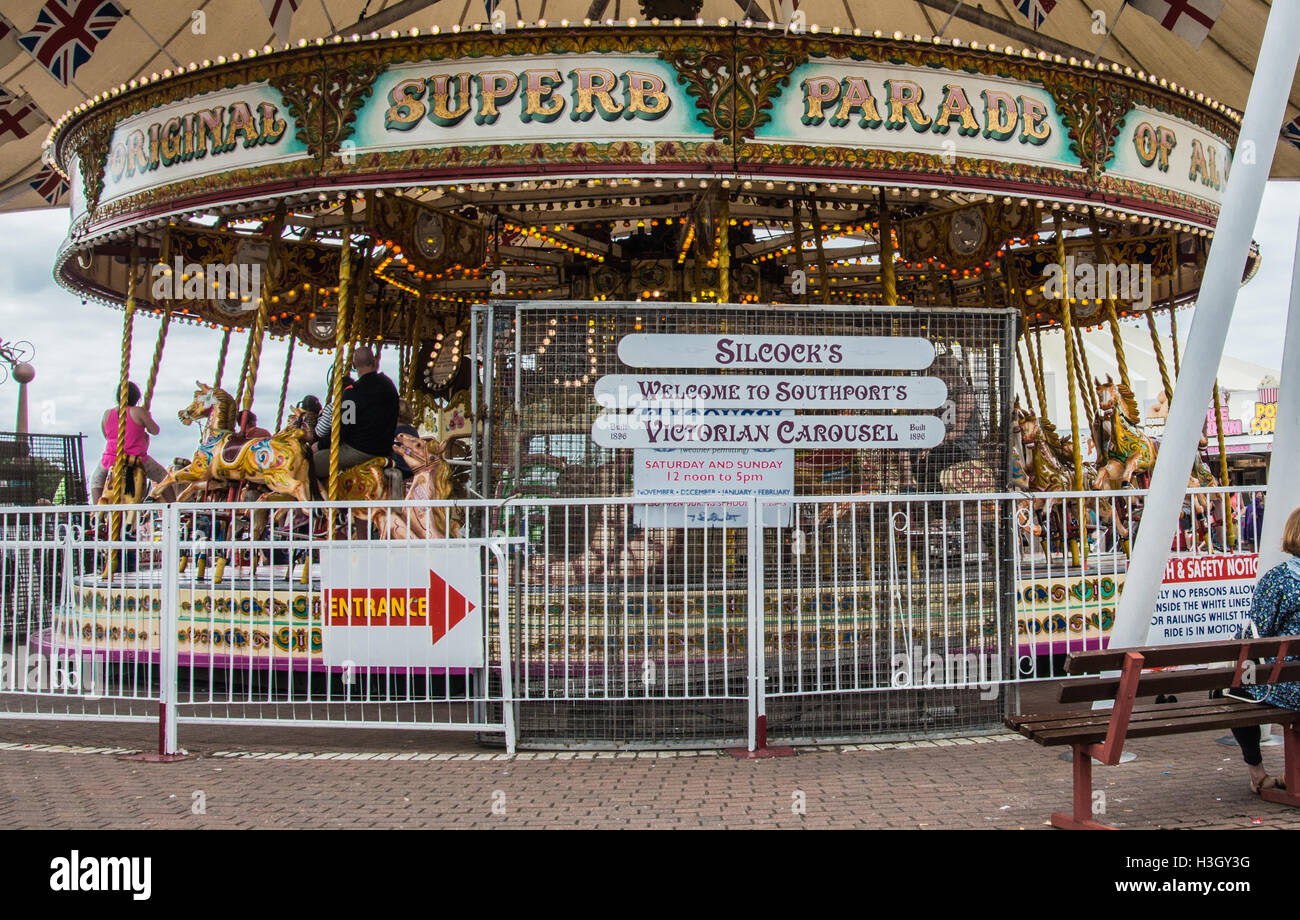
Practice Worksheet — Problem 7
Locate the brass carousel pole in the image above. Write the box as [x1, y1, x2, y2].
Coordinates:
[1146, 310, 1175, 401]
[328, 198, 355, 503]
[1073, 325, 1100, 427]
[807, 195, 831, 305]
[232, 328, 256, 408]
[275, 336, 295, 432]
[1211, 380, 1235, 547]
[142, 310, 171, 412]
[1028, 322, 1050, 419]
[1055, 211, 1086, 567]
[237, 201, 288, 427]
[212, 328, 232, 389]
[791, 200, 808, 305]
[878, 189, 898, 306]
[717, 193, 730, 304]
[1087, 212, 1134, 393]
[1016, 339, 1037, 417]
[103, 240, 140, 578]
[109, 242, 140, 502]
[142, 231, 173, 414]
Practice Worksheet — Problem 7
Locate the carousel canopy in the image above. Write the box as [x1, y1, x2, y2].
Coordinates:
[0, 0, 1299, 215]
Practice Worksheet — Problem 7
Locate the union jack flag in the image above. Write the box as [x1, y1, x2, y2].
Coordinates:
[1284, 114, 1300, 153]
[260, 0, 300, 44]
[18, 0, 125, 87]
[1015, 0, 1057, 30]
[27, 166, 68, 205]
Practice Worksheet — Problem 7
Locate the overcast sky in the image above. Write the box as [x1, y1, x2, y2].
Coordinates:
[0, 210, 335, 465]
[0, 185, 1296, 469]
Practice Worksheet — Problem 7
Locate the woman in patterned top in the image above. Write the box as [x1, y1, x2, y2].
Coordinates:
[1228, 505, 1300, 794]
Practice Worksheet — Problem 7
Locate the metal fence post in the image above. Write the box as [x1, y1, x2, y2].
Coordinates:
[490, 540, 517, 754]
[159, 503, 180, 756]
[746, 498, 759, 751]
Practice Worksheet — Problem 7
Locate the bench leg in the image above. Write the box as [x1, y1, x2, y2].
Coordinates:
[1261, 724, 1300, 807]
[1051, 744, 1115, 830]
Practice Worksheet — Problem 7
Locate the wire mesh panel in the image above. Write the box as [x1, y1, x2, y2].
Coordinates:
[499, 497, 750, 747]
[759, 494, 1011, 743]
[0, 433, 88, 506]
[0, 504, 162, 723]
[477, 301, 1017, 745]
[478, 302, 1015, 502]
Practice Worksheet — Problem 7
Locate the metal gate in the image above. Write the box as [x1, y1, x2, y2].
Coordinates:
[0, 502, 519, 752]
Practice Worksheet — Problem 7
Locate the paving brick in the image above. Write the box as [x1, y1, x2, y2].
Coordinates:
[0, 715, 1294, 830]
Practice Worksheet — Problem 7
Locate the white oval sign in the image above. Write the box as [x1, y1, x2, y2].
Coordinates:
[594, 374, 947, 410]
[616, 334, 935, 370]
[593, 412, 945, 449]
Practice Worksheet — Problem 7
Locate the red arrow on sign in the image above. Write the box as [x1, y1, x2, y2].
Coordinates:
[429, 569, 475, 646]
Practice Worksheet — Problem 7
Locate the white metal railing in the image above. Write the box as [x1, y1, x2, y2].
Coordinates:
[0, 484, 1269, 751]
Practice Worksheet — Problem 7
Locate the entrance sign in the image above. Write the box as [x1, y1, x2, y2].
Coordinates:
[321, 544, 483, 668]
[593, 411, 944, 449]
[1149, 553, 1258, 646]
[594, 374, 947, 411]
[616, 334, 935, 370]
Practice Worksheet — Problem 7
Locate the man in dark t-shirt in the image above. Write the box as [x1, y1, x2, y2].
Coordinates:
[311, 346, 399, 478]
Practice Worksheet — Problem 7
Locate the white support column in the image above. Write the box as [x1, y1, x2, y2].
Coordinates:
[1257, 213, 1300, 573]
[1110, 4, 1300, 648]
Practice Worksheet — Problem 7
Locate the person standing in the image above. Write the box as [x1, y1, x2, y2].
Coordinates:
[1225, 506, 1300, 794]
[311, 346, 399, 479]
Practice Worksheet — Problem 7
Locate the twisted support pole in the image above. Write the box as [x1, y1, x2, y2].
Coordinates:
[1055, 212, 1086, 566]
[104, 242, 140, 578]
[142, 309, 172, 411]
[237, 202, 288, 425]
[1087, 213, 1133, 394]
[878, 189, 897, 306]
[275, 337, 296, 432]
[328, 199, 355, 503]
[212, 328, 232, 389]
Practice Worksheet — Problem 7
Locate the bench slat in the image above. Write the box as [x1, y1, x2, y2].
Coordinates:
[1057, 661, 1300, 703]
[1008, 702, 1299, 747]
[1007, 700, 1251, 733]
[1064, 638, 1296, 674]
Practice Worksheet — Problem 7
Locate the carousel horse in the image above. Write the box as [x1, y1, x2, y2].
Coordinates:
[332, 398, 472, 538]
[389, 433, 461, 539]
[149, 382, 313, 503]
[1092, 376, 1159, 490]
[1013, 407, 1097, 552]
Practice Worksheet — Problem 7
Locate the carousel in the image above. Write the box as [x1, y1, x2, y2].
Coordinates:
[24, 6, 1262, 712]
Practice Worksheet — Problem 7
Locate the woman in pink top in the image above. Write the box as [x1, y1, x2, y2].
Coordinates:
[90, 381, 172, 502]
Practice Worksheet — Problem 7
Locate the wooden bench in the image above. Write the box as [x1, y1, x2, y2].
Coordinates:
[1006, 637, 1300, 830]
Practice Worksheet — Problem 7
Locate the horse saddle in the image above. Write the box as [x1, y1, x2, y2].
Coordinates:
[220, 433, 269, 464]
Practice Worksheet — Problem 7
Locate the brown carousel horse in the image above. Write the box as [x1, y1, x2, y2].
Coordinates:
[149, 382, 313, 503]
[332, 395, 472, 538]
[1013, 406, 1098, 552]
[1092, 376, 1159, 491]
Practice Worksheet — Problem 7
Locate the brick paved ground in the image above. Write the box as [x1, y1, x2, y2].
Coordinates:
[0, 712, 1295, 829]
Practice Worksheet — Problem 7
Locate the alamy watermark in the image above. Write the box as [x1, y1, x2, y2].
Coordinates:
[151, 258, 262, 307]
[50, 852, 151, 900]
[1041, 257, 1152, 311]
[890, 645, 1001, 700]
